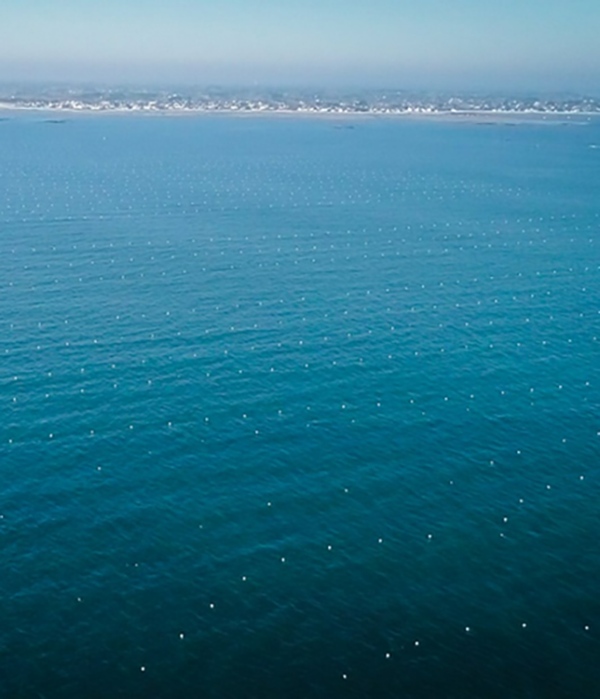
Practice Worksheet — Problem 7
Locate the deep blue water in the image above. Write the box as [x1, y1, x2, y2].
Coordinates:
[1, 112, 600, 698]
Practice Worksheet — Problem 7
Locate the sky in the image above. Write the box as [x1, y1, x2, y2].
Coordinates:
[1, 0, 599, 91]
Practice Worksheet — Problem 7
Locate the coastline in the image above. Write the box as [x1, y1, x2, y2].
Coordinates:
[0, 104, 598, 125]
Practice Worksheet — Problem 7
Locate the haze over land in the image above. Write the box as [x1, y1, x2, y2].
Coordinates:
[1, 0, 599, 92]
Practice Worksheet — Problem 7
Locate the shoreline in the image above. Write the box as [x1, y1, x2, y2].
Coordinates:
[0, 105, 598, 125]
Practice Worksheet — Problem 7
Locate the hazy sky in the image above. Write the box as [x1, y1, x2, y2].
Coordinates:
[1, 0, 599, 90]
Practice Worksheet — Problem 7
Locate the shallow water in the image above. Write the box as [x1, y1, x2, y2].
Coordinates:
[1, 113, 600, 698]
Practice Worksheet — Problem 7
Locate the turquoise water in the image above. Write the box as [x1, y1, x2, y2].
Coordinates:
[1, 113, 600, 698]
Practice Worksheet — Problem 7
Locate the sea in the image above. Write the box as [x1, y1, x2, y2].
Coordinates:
[1, 111, 599, 698]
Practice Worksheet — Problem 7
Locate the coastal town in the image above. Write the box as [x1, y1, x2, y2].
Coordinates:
[1, 86, 599, 115]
